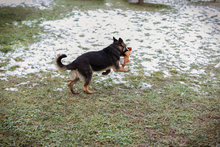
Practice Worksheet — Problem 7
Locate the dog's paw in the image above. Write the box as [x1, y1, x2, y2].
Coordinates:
[124, 68, 130, 72]
[84, 90, 96, 94]
[71, 91, 80, 95]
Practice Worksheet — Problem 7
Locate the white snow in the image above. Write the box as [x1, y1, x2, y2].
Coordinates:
[5, 87, 18, 91]
[214, 62, 220, 68]
[14, 81, 30, 86]
[140, 83, 152, 89]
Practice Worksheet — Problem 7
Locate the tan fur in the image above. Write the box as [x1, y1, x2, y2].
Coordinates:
[68, 69, 96, 94]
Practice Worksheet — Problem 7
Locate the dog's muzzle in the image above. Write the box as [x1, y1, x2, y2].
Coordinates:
[122, 47, 129, 56]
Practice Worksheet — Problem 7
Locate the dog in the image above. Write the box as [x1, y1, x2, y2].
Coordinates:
[55, 37, 130, 94]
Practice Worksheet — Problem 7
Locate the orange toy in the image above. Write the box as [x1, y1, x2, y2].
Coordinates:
[121, 47, 132, 67]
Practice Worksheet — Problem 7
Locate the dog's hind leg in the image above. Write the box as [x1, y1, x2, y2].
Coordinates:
[68, 70, 80, 94]
[83, 74, 96, 94]
[83, 83, 96, 94]
[68, 78, 80, 94]
[78, 67, 96, 94]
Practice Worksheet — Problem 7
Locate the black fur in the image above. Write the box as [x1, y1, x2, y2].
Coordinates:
[55, 37, 129, 94]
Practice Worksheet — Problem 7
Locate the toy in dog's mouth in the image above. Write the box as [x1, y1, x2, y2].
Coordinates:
[120, 57, 124, 65]
[120, 47, 132, 67]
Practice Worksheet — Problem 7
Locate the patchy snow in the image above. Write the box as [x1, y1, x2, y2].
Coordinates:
[0, 4, 220, 89]
[53, 88, 63, 91]
[190, 69, 206, 76]
[0, 0, 53, 9]
[5, 87, 18, 91]
[14, 81, 30, 86]
[214, 62, 220, 68]
[140, 83, 152, 89]
[179, 81, 187, 85]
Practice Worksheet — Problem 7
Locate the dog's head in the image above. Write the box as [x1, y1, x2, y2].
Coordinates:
[113, 37, 129, 56]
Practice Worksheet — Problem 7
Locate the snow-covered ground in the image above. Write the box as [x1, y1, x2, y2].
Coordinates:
[0, 3, 220, 87]
[0, 0, 53, 9]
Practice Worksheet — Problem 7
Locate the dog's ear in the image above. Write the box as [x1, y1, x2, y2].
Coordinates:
[113, 37, 117, 42]
[118, 38, 123, 44]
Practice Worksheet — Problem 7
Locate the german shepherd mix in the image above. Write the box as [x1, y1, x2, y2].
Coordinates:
[55, 37, 129, 94]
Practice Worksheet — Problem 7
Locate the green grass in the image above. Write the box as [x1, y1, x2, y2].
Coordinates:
[0, 0, 220, 146]
[127, 1, 171, 9]
[1, 62, 219, 146]
[0, 5, 37, 24]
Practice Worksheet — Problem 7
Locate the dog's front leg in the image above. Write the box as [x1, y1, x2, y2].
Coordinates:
[118, 66, 130, 72]
[102, 69, 111, 75]
[113, 64, 129, 72]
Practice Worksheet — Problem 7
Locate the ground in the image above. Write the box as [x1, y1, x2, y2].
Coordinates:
[0, 0, 220, 146]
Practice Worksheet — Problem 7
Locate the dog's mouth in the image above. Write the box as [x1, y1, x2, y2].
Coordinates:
[121, 47, 129, 56]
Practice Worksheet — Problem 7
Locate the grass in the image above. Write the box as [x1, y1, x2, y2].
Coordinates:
[1, 63, 219, 146]
[127, 1, 171, 9]
[0, 6, 43, 54]
[0, 0, 220, 146]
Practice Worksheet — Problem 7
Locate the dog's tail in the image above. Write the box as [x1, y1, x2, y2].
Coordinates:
[55, 54, 69, 71]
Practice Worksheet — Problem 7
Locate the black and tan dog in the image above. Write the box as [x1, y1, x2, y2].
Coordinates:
[55, 37, 129, 94]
